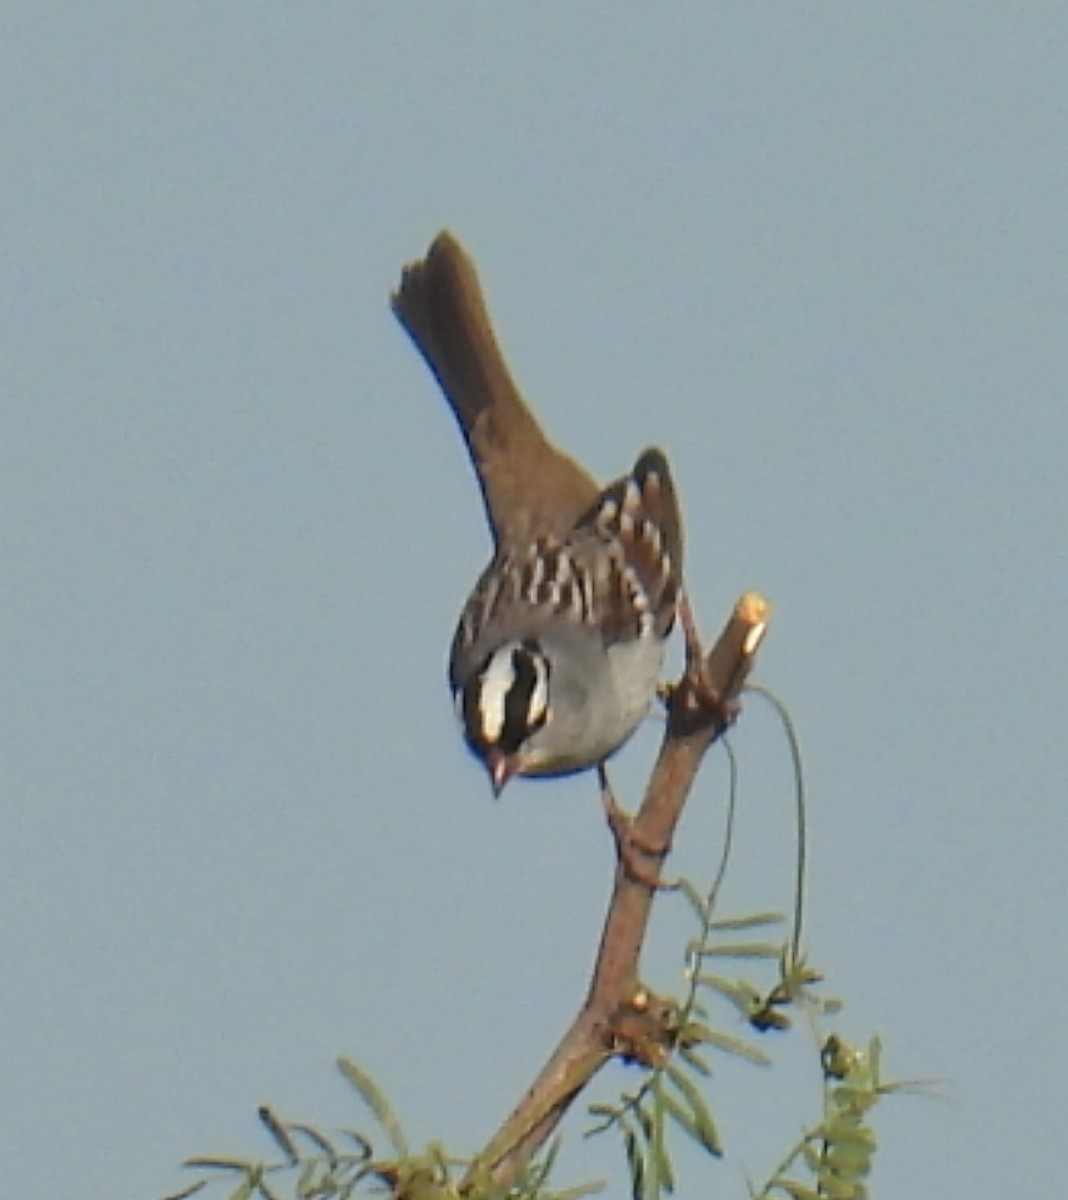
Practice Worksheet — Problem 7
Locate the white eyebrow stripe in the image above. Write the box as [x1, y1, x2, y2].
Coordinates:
[477, 650, 516, 742]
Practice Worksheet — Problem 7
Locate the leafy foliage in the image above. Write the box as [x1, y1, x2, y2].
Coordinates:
[755, 1035, 897, 1200]
[581, 731, 883, 1200]
[166, 717, 902, 1200]
[166, 1062, 600, 1200]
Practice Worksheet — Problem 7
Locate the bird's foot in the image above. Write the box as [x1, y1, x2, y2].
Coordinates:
[598, 765, 672, 890]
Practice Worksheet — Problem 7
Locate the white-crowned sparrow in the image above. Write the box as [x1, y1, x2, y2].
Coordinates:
[392, 233, 683, 794]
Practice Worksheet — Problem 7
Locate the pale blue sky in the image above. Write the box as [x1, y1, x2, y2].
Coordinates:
[3, 6, 1066, 1198]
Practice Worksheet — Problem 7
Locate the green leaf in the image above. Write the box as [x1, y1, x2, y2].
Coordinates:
[676, 878, 710, 924]
[867, 1036, 883, 1085]
[634, 1100, 655, 1146]
[677, 1044, 712, 1077]
[160, 1182, 208, 1200]
[817, 1173, 866, 1200]
[771, 1181, 822, 1200]
[822, 1138, 874, 1178]
[697, 941, 783, 960]
[698, 1028, 772, 1066]
[708, 911, 784, 931]
[826, 1124, 877, 1156]
[294, 1162, 320, 1198]
[664, 1065, 722, 1156]
[586, 1102, 622, 1137]
[660, 1090, 719, 1160]
[257, 1108, 298, 1165]
[224, 1171, 259, 1200]
[694, 973, 762, 1014]
[829, 1084, 878, 1115]
[337, 1058, 409, 1157]
[292, 1122, 341, 1162]
[541, 1134, 563, 1173]
[184, 1159, 251, 1172]
[647, 1081, 675, 1197]
[801, 1141, 823, 1172]
[549, 1180, 607, 1200]
[553, 1185, 605, 1200]
[620, 1117, 646, 1200]
[254, 1176, 281, 1200]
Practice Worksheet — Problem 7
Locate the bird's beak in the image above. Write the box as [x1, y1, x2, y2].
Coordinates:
[486, 750, 520, 798]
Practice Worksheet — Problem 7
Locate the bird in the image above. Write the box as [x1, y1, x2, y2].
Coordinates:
[392, 232, 683, 796]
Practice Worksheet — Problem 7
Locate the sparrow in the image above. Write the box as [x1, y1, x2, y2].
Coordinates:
[392, 233, 683, 795]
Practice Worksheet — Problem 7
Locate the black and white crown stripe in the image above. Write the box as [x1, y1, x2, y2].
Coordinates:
[458, 638, 550, 757]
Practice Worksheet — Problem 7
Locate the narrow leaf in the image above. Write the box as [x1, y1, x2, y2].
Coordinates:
[586, 1103, 622, 1137]
[675, 878, 710, 924]
[525, 1136, 560, 1190]
[677, 1044, 712, 1077]
[550, 1181, 606, 1200]
[338, 1128, 373, 1159]
[620, 1117, 646, 1200]
[801, 1141, 823, 1171]
[698, 941, 783, 960]
[294, 1162, 320, 1198]
[664, 1064, 722, 1156]
[634, 1101, 656, 1154]
[253, 1177, 281, 1200]
[660, 1091, 720, 1161]
[772, 1181, 821, 1200]
[337, 1058, 409, 1157]
[257, 1108, 298, 1165]
[224, 1175, 256, 1200]
[695, 974, 761, 1013]
[160, 1182, 208, 1200]
[708, 911, 784, 931]
[184, 1159, 250, 1172]
[647, 1081, 675, 1196]
[699, 1028, 772, 1066]
[867, 1036, 883, 1084]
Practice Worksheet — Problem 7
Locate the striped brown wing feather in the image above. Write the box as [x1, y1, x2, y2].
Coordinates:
[450, 448, 684, 683]
[579, 448, 683, 642]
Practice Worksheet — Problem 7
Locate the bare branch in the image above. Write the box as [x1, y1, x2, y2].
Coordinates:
[465, 593, 770, 1191]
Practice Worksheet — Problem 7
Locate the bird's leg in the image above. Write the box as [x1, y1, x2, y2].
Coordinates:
[598, 764, 671, 890]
